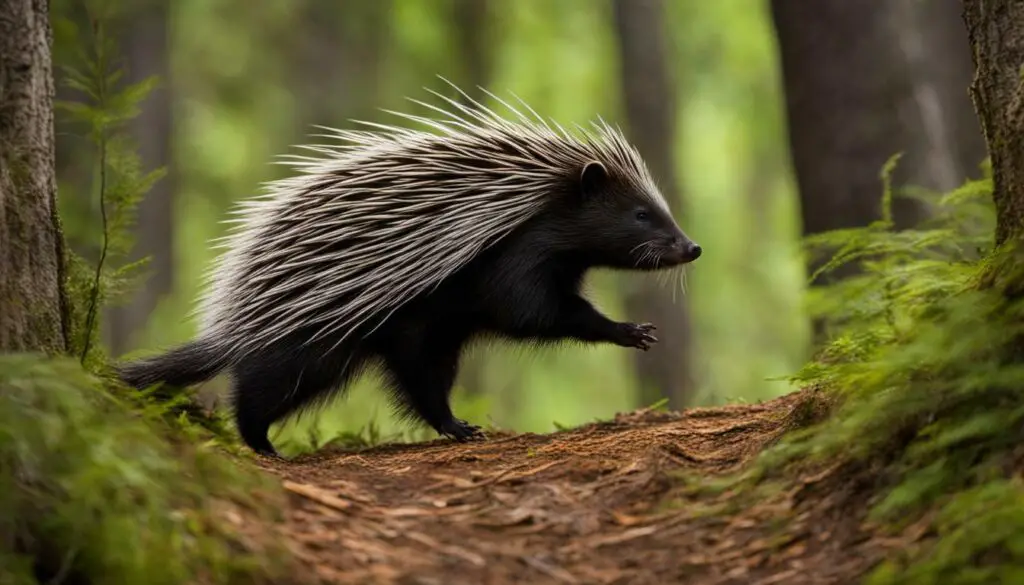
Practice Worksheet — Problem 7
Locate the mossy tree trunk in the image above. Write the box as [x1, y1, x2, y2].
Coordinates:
[612, 0, 696, 408]
[962, 0, 1024, 246]
[0, 0, 68, 354]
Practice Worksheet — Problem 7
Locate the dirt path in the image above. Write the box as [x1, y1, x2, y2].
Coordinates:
[254, 389, 893, 585]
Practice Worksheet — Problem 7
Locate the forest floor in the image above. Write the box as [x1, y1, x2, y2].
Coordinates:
[242, 389, 909, 585]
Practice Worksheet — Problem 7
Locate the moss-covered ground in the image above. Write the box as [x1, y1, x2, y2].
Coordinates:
[0, 354, 297, 585]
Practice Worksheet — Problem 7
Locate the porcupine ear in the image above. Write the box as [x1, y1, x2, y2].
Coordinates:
[579, 160, 609, 197]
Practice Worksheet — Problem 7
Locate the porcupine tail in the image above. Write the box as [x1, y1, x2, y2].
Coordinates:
[116, 336, 230, 391]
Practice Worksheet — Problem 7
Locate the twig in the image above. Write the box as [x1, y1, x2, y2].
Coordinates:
[283, 480, 352, 512]
[79, 15, 109, 364]
[519, 555, 578, 584]
[404, 531, 486, 567]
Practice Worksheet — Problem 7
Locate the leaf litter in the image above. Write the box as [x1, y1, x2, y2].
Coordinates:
[236, 389, 919, 584]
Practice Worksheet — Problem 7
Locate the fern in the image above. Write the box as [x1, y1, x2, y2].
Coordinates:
[54, 0, 164, 368]
[735, 155, 1024, 581]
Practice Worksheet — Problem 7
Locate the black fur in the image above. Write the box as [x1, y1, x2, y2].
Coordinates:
[117, 337, 228, 390]
[117, 161, 701, 456]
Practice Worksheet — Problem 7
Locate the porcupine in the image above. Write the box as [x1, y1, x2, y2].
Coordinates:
[117, 81, 703, 457]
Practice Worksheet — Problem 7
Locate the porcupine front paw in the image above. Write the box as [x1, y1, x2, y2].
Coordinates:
[614, 322, 658, 351]
[437, 417, 485, 442]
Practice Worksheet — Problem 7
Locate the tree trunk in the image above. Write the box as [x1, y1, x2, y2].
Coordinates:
[453, 0, 490, 100]
[611, 0, 695, 409]
[962, 0, 1024, 246]
[291, 0, 391, 129]
[452, 0, 493, 398]
[770, 0, 986, 341]
[106, 0, 175, 356]
[0, 0, 67, 353]
[909, 0, 989, 183]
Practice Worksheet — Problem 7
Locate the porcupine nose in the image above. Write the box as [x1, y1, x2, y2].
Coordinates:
[687, 242, 702, 260]
[672, 236, 702, 261]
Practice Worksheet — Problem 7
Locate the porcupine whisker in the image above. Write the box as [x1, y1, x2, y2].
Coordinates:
[671, 266, 684, 300]
[629, 240, 653, 260]
[641, 245, 658, 268]
[632, 246, 649, 269]
[643, 243, 659, 266]
[643, 247, 658, 267]
[656, 264, 670, 287]
[677, 265, 689, 298]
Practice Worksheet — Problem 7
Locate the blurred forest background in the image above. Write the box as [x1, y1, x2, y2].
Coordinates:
[49, 0, 987, 453]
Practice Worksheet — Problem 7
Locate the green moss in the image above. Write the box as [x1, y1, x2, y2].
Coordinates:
[0, 353, 292, 585]
[866, 479, 1024, 585]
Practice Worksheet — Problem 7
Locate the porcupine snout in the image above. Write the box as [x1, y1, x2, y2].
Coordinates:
[671, 236, 702, 262]
[654, 224, 701, 266]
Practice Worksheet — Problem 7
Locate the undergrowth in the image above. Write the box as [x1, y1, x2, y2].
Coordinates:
[54, 0, 235, 439]
[55, 0, 162, 370]
[0, 3, 292, 584]
[732, 155, 1024, 583]
[0, 354, 294, 585]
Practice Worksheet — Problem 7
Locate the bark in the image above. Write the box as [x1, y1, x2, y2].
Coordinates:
[0, 0, 68, 353]
[962, 0, 1024, 246]
[106, 0, 175, 355]
[612, 0, 695, 408]
[771, 0, 986, 344]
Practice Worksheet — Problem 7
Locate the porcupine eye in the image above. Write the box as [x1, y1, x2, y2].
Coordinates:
[635, 210, 650, 222]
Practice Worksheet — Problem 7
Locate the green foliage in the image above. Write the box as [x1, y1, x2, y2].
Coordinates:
[735, 158, 1024, 579]
[1, 5, 288, 582]
[54, 0, 165, 368]
[765, 158, 1000, 476]
[52, 0, 233, 439]
[0, 354, 291, 585]
[867, 480, 1024, 585]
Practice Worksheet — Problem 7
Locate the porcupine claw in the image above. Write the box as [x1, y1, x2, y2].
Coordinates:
[439, 417, 485, 442]
[615, 322, 659, 351]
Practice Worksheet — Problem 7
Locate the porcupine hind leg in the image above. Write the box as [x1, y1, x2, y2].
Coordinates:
[380, 336, 482, 441]
[231, 344, 362, 456]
